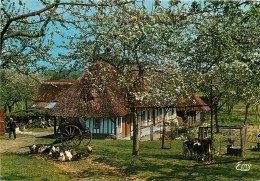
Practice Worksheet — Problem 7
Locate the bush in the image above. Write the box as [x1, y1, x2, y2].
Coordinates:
[5, 109, 50, 123]
[4, 109, 51, 129]
[5, 118, 47, 130]
[26, 120, 47, 129]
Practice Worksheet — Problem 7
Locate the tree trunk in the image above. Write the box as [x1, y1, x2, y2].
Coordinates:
[256, 105, 258, 122]
[210, 78, 214, 145]
[228, 105, 233, 116]
[244, 103, 250, 125]
[4, 104, 7, 113]
[161, 109, 167, 149]
[25, 101, 28, 110]
[8, 105, 12, 113]
[132, 107, 139, 156]
[214, 105, 219, 133]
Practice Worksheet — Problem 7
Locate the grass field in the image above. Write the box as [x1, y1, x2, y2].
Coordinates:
[1, 132, 259, 180]
[203, 102, 259, 126]
[0, 153, 70, 181]
[78, 139, 260, 180]
[26, 127, 54, 133]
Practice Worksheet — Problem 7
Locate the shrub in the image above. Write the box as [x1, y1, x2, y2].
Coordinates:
[5, 109, 50, 123]
[26, 120, 46, 129]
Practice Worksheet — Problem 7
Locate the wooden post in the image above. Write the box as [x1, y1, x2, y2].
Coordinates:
[210, 78, 214, 161]
[240, 127, 243, 157]
[244, 127, 247, 156]
[161, 108, 168, 149]
[152, 108, 156, 126]
[241, 126, 247, 157]
[54, 116, 57, 135]
[150, 124, 153, 141]
[210, 78, 213, 140]
[114, 117, 117, 136]
[122, 116, 125, 137]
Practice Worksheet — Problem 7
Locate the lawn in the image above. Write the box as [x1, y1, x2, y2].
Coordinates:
[203, 103, 259, 127]
[1, 133, 259, 180]
[75, 139, 260, 180]
[0, 134, 68, 181]
[26, 127, 54, 133]
[0, 153, 70, 181]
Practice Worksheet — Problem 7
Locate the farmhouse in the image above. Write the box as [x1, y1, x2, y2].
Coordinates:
[50, 61, 177, 139]
[175, 94, 210, 126]
[31, 80, 75, 109]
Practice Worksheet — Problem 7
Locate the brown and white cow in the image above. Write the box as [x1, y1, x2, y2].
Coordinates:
[182, 140, 193, 159]
[202, 137, 214, 162]
[192, 139, 204, 161]
[183, 137, 214, 162]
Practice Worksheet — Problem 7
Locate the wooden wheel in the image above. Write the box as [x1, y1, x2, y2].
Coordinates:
[82, 127, 92, 146]
[61, 125, 82, 148]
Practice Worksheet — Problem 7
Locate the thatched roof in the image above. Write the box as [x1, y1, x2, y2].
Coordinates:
[50, 61, 130, 118]
[35, 80, 75, 102]
[175, 94, 210, 112]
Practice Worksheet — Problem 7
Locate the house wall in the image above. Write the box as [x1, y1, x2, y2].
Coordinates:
[80, 117, 122, 135]
[79, 107, 177, 139]
[176, 111, 201, 125]
[135, 108, 176, 127]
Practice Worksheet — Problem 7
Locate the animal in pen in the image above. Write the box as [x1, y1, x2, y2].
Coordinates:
[182, 140, 194, 159]
[182, 137, 213, 162]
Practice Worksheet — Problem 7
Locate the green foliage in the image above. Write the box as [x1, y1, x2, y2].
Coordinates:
[184, 129, 196, 140]
[25, 120, 43, 129]
[5, 109, 50, 123]
[0, 69, 44, 112]
[43, 70, 82, 80]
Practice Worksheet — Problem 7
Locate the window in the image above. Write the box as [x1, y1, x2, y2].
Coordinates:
[94, 118, 101, 129]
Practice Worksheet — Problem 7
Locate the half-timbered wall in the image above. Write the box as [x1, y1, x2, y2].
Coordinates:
[79, 107, 177, 138]
[80, 117, 122, 135]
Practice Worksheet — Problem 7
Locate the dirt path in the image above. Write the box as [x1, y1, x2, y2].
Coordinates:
[0, 132, 142, 180]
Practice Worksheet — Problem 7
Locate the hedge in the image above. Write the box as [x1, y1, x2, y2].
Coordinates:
[5, 109, 50, 123]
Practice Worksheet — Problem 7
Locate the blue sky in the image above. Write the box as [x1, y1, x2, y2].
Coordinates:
[17, 0, 192, 68]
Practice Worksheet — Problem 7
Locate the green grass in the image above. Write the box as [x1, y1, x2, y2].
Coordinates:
[0, 134, 129, 181]
[0, 153, 69, 181]
[1, 132, 259, 180]
[204, 107, 259, 127]
[77, 140, 260, 180]
[26, 127, 54, 133]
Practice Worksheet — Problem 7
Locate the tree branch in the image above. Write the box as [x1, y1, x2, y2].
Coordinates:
[3, 32, 43, 40]
[1, 1, 135, 47]
[218, 100, 228, 110]
[1, 7, 11, 19]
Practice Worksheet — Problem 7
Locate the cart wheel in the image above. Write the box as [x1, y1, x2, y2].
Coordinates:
[82, 127, 92, 146]
[61, 125, 82, 148]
